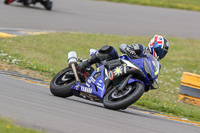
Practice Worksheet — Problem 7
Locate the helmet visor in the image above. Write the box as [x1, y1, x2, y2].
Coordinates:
[154, 47, 167, 60]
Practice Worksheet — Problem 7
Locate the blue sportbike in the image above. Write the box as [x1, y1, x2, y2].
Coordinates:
[50, 50, 160, 110]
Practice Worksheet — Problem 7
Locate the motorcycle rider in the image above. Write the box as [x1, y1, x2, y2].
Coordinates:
[78, 35, 169, 72]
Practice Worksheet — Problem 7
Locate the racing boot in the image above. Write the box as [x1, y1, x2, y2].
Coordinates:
[78, 53, 100, 72]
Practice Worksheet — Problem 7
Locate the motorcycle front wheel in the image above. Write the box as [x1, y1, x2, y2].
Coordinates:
[103, 82, 144, 110]
[50, 67, 76, 98]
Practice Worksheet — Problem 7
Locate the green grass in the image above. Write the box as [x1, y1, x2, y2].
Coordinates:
[0, 32, 200, 122]
[101, 0, 200, 11]
[0, 116, 44, 133]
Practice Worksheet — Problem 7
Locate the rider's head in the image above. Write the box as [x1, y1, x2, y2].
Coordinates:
[148, 35, 169, 60]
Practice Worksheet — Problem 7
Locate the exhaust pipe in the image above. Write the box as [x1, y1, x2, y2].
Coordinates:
[68, 51, 80, 82]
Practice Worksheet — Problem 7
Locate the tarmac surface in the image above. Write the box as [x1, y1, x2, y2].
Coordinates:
[0, 72, 200, 133]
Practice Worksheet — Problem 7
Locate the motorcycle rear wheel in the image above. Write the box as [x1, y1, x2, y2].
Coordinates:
[50, 67, 76, 98]
[103, 82, 144, 110]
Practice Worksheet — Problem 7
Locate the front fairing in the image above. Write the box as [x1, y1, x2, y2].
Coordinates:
[71, 65, 106, 98]
[120, 54, 160, 89]
[147, 54, 160, 89]
[148, 54, 160, 78]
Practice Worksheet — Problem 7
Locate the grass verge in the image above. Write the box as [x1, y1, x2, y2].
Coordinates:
[0, 32, 200, 122]
[0, 116, 44, 133]
[101, 0, 200, 12]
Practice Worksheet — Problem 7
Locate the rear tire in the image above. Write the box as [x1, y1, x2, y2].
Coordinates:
[50, 67, 75, 98]
[103, 82, 144, 110]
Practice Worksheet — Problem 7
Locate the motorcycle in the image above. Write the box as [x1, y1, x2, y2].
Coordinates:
[4, 0, 53, 10]
[50, 50, 160, 110]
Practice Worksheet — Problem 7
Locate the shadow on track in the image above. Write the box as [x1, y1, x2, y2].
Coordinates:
[10, 4, 48, 11]
[49, 94, 163, 121]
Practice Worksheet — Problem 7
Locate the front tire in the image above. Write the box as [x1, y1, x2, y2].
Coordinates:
[50, 67, 75, 98]
[103, 82, 144, 110]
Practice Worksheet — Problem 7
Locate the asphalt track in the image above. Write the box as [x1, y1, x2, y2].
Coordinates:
[0, 73, 200, 133]
[0, 0, 200, 133]
[0, 0, 200, 39]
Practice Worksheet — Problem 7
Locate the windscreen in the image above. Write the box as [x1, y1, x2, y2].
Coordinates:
[148, 54, 160, 78]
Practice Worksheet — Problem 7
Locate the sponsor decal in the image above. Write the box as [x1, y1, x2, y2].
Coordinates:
[75, 85, 80, 90]
[154, 67, 159, 76]
[87, 79, 91, 83]
[96, 67, 101, 72]
[97, 83, 102, 86]
[113, 66, 123, 76]
[109, 71, 113, 80]
[81, 86, 92, 93]
[99, 80, 103, 83]
[90, 77, 96, 83]
[86, 83, 90, 87]
[97, 86, 104, 91]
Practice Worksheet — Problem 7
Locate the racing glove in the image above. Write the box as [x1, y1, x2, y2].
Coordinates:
[119, 44, 138, 59]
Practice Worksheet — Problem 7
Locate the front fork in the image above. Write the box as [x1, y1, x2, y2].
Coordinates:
[117, 74, 132, 91]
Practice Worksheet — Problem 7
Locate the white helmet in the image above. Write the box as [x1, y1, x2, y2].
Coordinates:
[148, 35, 169, 60]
